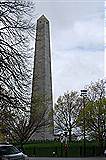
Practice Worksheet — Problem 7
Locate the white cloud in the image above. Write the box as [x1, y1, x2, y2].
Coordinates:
[52, 49, 104, 102]
[52, 15, 104, 102]
[52, 15, 104, 51]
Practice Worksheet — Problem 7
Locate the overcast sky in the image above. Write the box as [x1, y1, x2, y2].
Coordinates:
[33, 0, 105, 102]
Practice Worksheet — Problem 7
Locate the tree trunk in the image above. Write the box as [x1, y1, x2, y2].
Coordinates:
[69, 128, 72, 142]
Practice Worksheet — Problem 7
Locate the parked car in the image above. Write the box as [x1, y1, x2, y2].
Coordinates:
[0, 143, 28, 160]
[104, 149, 106, 157]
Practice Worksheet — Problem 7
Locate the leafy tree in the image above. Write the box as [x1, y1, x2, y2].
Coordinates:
[54, 91, 81, 142]
[77, 79, 106, 153]
[86, 80, 106, 148]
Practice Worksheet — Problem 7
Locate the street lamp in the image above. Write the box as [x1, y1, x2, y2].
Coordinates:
[80, 89, 87, 157]
[81, 90, 87, 97]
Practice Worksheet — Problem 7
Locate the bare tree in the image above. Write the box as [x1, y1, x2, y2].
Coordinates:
[5, 107, 50, 147]
[0, 0, 35, 107]
[54, 91, 81, 142]
[0, 0, 35, 142]
[1, 94, 53, 146]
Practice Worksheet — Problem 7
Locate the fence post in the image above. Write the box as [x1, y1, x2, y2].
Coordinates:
[92, 146, 95, 156]
[55, 146, 58, 157]
[80, 146, 83, 157]
[33, 146, 36, 156]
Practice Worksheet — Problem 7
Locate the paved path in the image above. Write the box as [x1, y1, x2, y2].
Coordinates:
[29, 157, 105, 160]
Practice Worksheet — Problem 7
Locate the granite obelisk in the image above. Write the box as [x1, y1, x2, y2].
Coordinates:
[31, 15, 54, 140]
